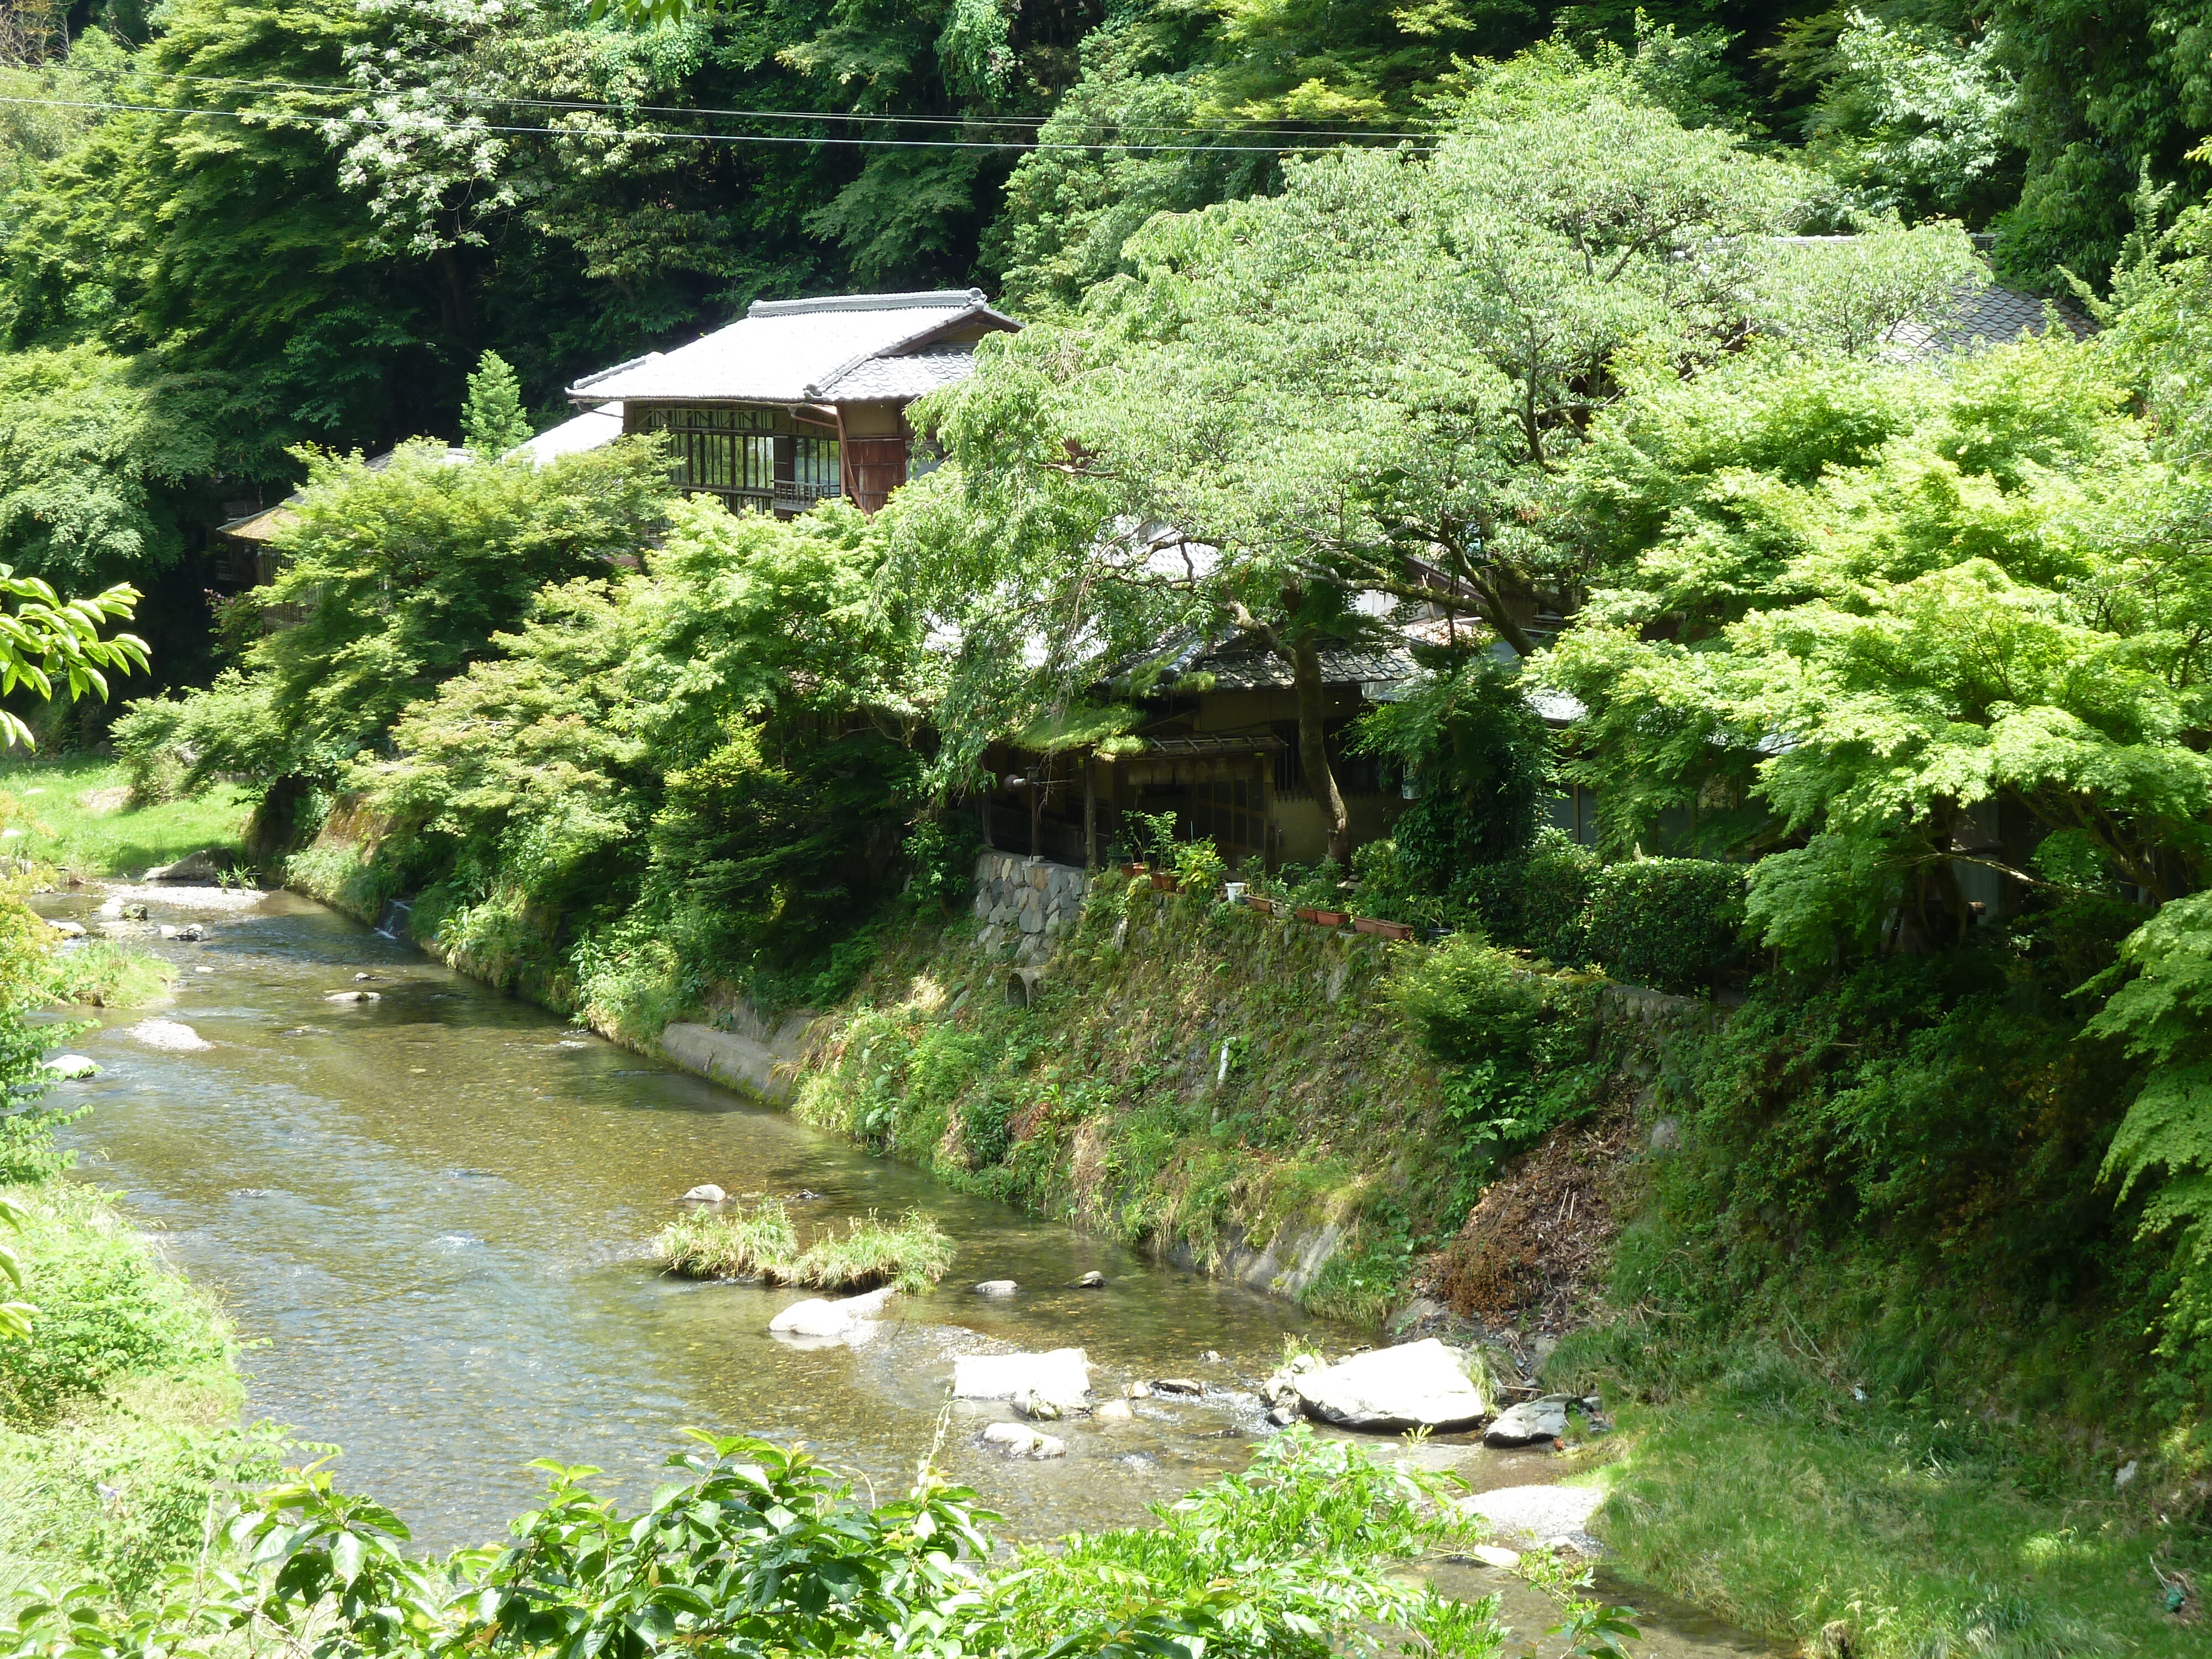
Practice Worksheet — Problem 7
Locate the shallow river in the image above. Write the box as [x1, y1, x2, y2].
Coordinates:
[39, 883, 1773, 1657]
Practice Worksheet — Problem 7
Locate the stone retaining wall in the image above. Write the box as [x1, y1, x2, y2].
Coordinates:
[972, 850, 1089, 964]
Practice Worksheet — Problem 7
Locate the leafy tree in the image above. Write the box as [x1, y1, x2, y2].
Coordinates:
[1354, 651, 1552, 880]
[900, 45, 1970, 858]
[460, 350, 533, 457]
[112, 436, 671, 797]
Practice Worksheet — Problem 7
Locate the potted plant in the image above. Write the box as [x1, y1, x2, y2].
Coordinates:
[1354, 916, 1416, 940]
[1283, 859, 1348, 926]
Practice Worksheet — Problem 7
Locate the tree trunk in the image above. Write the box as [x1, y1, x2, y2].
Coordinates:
[1290, 639, 1352, 864]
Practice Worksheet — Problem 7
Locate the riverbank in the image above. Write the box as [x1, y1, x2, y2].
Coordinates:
[278, 820, 2210, 1656]
[0, 1176, 272, 1599]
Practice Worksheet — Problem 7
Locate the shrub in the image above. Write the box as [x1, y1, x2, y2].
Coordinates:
[655, 1203, 954, 1292]
[1451, 828, 1596, 959]
[0, 1187, 232, 1426]
[1582, 857, 1747, 992]
[902, 814, 981, 911]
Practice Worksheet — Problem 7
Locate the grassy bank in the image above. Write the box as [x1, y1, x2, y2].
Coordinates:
[1, 1179, 274, 1598]
[1585, 1381, 2203, 1657]
[0, 756, 252, 880]
[656, 1202, 956, 1291]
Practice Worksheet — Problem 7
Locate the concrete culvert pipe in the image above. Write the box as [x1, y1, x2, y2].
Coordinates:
[1006, 967, 1045, 1007]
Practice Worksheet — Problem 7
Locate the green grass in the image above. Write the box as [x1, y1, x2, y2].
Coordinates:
[1589, 1385, 2208, 1659]
[1, 1181, 274, 1598]
[655, 1202, 955, 1292]
[43, 941, 176, 1009]
[0, 755, 253, 880]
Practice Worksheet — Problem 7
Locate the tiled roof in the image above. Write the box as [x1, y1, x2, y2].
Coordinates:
[1177, 637, 1418, 691]
[1886, 281, 2098, 356]
[816, 347, 978, 401]
[566, 290, 1016, 406]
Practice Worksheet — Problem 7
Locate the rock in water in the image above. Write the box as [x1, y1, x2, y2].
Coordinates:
[44, 1053, 99, 1079]
[980, 1423, 1067, 1459]
[1454, 1484, 1604, 1554]
[127, 1019, 212, 1053]
[768, 1285, 896, 1341]
[1094, 1397, 1134, 1422]
[1152, 1378, 1203, 1396]
[1483, 1394, 1572, 1447]
[972, 1279, 1019, 1296]
[45, 920, 85, 938]
[1292, 1338, 1490, 1432]
[1468, 1545, 1522, 1569]
[176, 924, 204, 942]
[952, 1348, 1091, 1410]
[144, 850, 221, 883]
[1074, 1270, 1106, 1288]
[325, 990, 381, 1005]
[680, 1183, 728, 1204]
[1013, 1389, 1061, 1421]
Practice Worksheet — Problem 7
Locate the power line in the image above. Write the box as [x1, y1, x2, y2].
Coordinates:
[103, 67, 1450, 144]
[0, 92, 1446, 153]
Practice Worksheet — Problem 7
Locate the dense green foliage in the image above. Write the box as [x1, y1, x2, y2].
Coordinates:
[1, 1427, 1504, 1659]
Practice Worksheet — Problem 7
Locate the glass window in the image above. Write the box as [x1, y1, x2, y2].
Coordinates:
[792, 437, 841, 497]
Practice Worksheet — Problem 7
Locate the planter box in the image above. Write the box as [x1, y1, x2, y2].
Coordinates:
[1242, 895, 1276, 916]
[1297, 907, 1350, 927]
[1354, 916, 1415, 941]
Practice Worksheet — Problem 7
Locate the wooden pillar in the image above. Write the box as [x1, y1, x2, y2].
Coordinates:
[1260, 749, 1278, 873]
[1083, 753, 1098, 869]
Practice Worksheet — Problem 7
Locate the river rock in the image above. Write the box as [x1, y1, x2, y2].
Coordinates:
[979, 1422, 1067, 1459]
[768, 1285, 896, 1341]
[144, 850, 221, 883]
[1152, 1378, 1202, 1396]
[952, 1347, 1091, 1409]
[680, 1183, 728, 1204]
[325, 990, 381, 1005]
[1467, 1545, 1522, 1569]
[1484, 1394, 1571, 1447]
[45, 919, 85, 938]
[1455, 1484, 1604, 1554]
[1094, 1397, 1134, 1422]
[1074, 1270, 1106, 1288]
[43, 1053, 99, 1079]
[1293, 1338, 1490, 1432]
[176, 924, 204, 942]
[127, 1019, 212, 1053]
[973, 1279, 1019, 1296]
[1014, 1389, 1061, 1421]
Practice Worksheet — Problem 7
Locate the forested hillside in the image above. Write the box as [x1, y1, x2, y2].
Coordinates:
[7, 0, 2212, 697]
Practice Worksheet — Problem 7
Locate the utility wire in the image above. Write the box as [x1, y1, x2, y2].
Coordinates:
[0, 92, 1447, 152]
[64, 67, 1451, 143]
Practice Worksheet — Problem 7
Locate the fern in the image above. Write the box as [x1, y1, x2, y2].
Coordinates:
[2083, 892, 2212, 1355]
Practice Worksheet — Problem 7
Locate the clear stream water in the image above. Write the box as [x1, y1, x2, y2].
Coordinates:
[36, 883, 1772, 1657]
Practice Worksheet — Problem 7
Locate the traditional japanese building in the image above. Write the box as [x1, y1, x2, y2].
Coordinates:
[563, 288, 1019, 516]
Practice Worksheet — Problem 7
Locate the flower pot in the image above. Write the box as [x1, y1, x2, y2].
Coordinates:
[1119, 862, 1148, 879]
[1298, 907, 1349, 927]
[1354, 916, 1415, 940]
[1150, 872, 1181, 892]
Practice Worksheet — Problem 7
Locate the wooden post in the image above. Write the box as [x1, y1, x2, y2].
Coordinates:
[1083, 753, 1098, 869]
[1260, 748, 1277, 873]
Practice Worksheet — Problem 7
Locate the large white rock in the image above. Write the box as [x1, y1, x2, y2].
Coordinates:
[127, 1019, 212, 1053]
[768, 1285, 897, 1340]
[43, 1053, 99, 1079]
[1294, 1338, 1490, 1432]
[952, 1347, 1091, 1409]
[144, 850, 221, 883]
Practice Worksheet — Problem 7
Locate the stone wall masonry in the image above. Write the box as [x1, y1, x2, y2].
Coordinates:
[971, 850, 1090, 966]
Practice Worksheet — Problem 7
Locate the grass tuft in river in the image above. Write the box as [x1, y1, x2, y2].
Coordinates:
[656, 1202, 954, 1292]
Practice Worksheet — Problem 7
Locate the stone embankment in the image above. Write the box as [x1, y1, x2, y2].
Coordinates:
[971, 851, 1089, 964]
